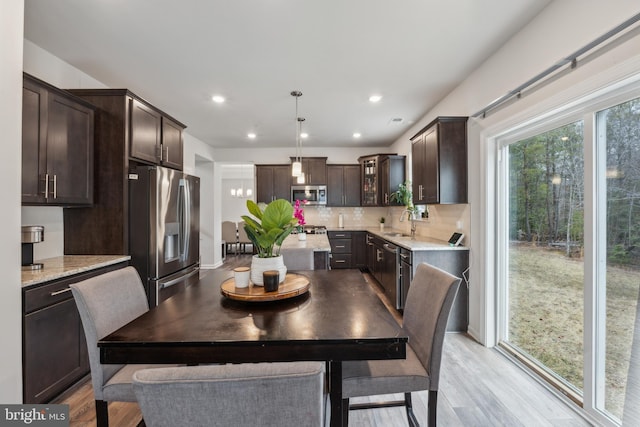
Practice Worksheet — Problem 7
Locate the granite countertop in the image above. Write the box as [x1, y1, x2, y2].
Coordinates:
[328, 226, 468, 251]
[281, 233, 331, 252]
[21, 255, 131, 287]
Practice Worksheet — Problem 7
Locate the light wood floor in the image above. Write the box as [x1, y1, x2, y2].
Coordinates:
[55, 255, 591, 426]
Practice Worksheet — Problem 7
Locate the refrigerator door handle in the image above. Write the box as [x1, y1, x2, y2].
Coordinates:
[178, 178, 191, 262]
[159, 267, 199, 289]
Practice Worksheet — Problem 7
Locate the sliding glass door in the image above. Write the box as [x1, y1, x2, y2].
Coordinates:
[503, 121, 585, 398]
[498, 94, 640, 424]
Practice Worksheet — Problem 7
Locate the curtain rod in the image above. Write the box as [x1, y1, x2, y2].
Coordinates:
[472, 11, 640, 119]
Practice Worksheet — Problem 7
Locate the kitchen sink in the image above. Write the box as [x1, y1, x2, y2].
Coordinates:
[383, 232, 408, 237]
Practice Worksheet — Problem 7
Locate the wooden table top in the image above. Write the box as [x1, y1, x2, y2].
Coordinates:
[99, 268, 407, 365]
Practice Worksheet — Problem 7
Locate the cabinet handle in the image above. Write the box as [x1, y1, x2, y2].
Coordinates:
[50, 287, 72, 297]
[400, 253, 410, 260]
[157, 145, 163, 161]
[335, 234, 346, 237]
[52, 174, 57, 199]
[419, 184, 424, 200]
[335, 260, 346, 263]
[336, 245, 346, 249]
[42, 173, 49, 199]
[164, 146, 169, 162]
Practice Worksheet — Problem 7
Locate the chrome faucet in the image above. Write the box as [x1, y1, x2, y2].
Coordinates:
[399, 209, 417, 239]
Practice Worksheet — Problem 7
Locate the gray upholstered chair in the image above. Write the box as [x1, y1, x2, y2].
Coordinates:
[133, 361, 326, 427]
[281, 247, 315, 270]
[342, 262, 461, 427]
[70, 266, 172, 427]
[237, 220, 252, 254]
[221, 221, 238, 255]
[622, 289, 640, 426]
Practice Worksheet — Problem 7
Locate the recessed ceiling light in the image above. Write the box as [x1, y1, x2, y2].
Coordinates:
[247, 133, 256, 139]
[300, 132, 308, 139]
[353, 133, 361, 139]
[212, 95, 225, 103]
[369, 95, 382, 103]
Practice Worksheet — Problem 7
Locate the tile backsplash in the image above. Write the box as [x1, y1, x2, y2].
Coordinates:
[301, 204, 470, 245]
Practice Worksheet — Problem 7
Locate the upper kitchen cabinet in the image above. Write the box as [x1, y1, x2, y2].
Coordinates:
[289, 157, 327, 185]
[411, 116, 468, 204]
[358, 154, 405, 206]
[22, 73, 95, 206]
[327, 164, 360, 207]
[68, 89, 185, 171]
[63, 89, 186, 255]
[256, 165, 291, 204]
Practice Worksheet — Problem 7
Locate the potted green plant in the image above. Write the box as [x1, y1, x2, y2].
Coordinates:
[241, 199, 298, 285]
[390, 180, 415, 212]
[379, 216, 385, 230]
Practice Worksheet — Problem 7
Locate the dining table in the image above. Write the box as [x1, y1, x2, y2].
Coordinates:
[99, 268, 408, 426]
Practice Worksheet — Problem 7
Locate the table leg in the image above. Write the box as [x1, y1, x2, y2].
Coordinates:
[329, 360, 344, 427]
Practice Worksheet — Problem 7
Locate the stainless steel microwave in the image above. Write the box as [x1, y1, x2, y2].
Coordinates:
[291, 185, 327, 206]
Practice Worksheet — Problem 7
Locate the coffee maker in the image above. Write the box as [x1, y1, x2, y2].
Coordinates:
[22, 225, 44, 270]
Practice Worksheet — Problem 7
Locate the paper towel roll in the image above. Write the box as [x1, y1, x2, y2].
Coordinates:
[338, 213, 344, 228]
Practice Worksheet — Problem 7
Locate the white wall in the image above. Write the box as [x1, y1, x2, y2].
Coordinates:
[388, 0, 640, 344]
[1, 0, 25, 403]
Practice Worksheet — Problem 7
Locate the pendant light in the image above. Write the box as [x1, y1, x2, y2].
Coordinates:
[291, 91, 303, 177]
[296, 117, 306, 184]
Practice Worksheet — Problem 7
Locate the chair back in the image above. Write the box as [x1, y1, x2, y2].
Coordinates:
[133, 362, 325, 427]
[237, 221, 250, 244]
[281, 247, 315, 270]
[70, 267, 149, 400]
[221, 221, 237, 243]
[402, 262, 461, 391]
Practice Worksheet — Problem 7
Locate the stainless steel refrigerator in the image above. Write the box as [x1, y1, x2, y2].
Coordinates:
[129, 165, 200, 307]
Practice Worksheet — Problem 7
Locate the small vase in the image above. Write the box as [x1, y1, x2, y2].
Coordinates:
[298, 232, 307, 241]
[250, 254, 287, 286]
[379, 223, 385, 231]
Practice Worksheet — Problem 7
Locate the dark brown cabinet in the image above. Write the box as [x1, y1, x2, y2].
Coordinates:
[328, 230, 367, 269]
[358, 154, 405, 206]
[256, 165, 291, 204]
[380, 156, 406, 206]
[129, 99, 184, 169]
[63, 89, 186, 255]
[411, 116, 467, 204]
[22, 73, 94, 206]
[290, 157, 327, 185]
[327, 165, 360, 207]
[22, 261, 128, 403]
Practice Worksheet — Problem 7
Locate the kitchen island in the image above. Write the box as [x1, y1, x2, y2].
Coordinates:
[280, 232, 331, 270]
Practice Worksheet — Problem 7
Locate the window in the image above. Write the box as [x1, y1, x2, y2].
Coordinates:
[497, 93, 640, 425]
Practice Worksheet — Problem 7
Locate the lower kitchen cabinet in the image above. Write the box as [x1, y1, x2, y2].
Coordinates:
[409, 249, 469, 331]
[328, 230, 366, 269]
[22, 261, 128, 403]
[328, 231, 352, 269]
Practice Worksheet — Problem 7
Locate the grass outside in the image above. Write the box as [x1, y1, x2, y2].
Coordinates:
[508, 243, 640, 419]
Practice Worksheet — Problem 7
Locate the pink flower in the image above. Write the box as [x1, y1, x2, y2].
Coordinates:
[293, 199, 307, 227]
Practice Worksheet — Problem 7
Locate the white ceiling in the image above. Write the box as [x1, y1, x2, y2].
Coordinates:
[24, 0, 550, 149]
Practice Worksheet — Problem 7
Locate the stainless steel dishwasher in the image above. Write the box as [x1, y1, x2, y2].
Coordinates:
[380, 241, 400, 309]
[399, 247, 412, 310]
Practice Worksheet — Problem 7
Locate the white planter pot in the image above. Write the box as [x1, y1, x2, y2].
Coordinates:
[298, 232, 307, 241]
[250, 254, 287, 286]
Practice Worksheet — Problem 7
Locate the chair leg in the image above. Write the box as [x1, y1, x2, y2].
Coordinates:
[427, 390, 437, 427]
[342, 398, 350, 426]
[404, 392, 420, 427]
[95, 399, 109, 427]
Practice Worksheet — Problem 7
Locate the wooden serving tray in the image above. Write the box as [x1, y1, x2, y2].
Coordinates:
[220, 273, 310, 302]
